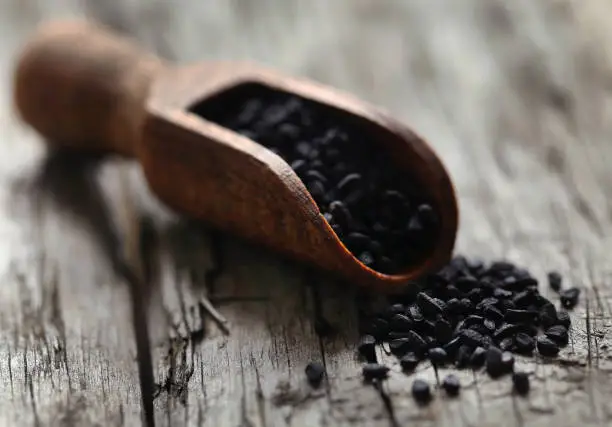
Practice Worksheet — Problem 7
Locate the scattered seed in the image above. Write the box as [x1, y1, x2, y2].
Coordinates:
[400, 352, 419, 372]
[545, 325, 569, 346]
[512, 371, 530, 395]
[428, 347, 448, 366]
[548, 271, 562, 292]
[442, 374, 461, 396]
[362, 363, 390, 381]
[560, 288, 581, 310]
[305, 362, 325, 387]
[536, 336, 560, 357]
[412, 379, 432, 404]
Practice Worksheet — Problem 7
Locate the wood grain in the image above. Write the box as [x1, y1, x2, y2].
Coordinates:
[1, 0, 612, 426]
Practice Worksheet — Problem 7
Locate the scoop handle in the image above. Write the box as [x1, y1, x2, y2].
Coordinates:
[13, 20, 165, 157]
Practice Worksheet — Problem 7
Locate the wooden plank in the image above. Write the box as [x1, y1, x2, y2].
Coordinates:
[1, 0, 612, 426]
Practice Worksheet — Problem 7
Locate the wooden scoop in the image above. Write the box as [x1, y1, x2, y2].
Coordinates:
[13, 20, 458, 293]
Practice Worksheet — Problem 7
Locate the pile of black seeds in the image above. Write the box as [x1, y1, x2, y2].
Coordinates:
[353, 255, 580, 399]
[190, 83, 440, 274]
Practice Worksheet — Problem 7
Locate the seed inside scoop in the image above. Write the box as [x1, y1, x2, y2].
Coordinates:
[190, 83, 440, 274]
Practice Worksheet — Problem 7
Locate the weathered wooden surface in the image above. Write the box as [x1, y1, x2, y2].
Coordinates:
[1, 0, 612, 426]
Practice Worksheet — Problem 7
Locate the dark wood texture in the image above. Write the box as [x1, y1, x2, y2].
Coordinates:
[1, 0, 611, 426]
[13, 19, 458, 292]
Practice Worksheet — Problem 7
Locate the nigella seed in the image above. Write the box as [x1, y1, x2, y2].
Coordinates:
[556, 311, 571, 328]
[514, 333, 535, 354]
[389, 338, 411, 356]
[483, 319, 497, 332]
[539, 302, 558, 328]
[357, 335, 377, 362]
[548, 271, 563, 292]
[499, 338, 514, 351]
[362, 363, 390, 381]
[358, 252, 375, 268]
[417, 292, 445, 316]
[390, 314, 413, 331]
[434, 319, 453, 342]
[560, 287, 581, 309]
[305, 362, 326, 387]
[536, 336, 560, 357]
[442, 336, 462, 356]
[513, 372, 530, 396]
[412, 379, 432, 404]
[428, 347, 448, 366]
[545, 325, 569, 346]
[469, 346, 486, 368]
[336, 173, 362, 195]
[400, 352, 419, 372]
[445, 298, 463, 315]
[493, 288, 513, 299]
[408, 305, 424, 322]
[485, 347, 506, 378]
[483, 306, 504, 323]
[459, 329, 485, 348]
[493, 323, 520, 340]
[504, 309, 538, 324]
[407, 331, 428, 353]
[442, 374, 461, 396]
[343, 232, 372, 253]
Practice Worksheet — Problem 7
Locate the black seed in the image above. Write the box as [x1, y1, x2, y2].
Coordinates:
[486, 347, 506, 378]
[493, 288, 513, 299]
[442, 374, 461, 396]
[476, 297, 499, 309]
[459, 329, 485, 348]
[328, 200, 353, 228]
[548, 271, 563, 292]
[412, 379, 432, 404]
[467, 288, 484, 303]
[385, 303, 406, 317]
[463, 315, 485, 328]
[545, 325, 569, 346]
[389, 338, 411, 356]
[400, 352, 419, 372]
[556, 310, 571, 328]
[442, 336, 462, 356]
[504, 309, 538, 324]
[357, 335, 377, 362]
[493, 323, 520, 340]
[390, 314, 413, 331]
[434, 319, 453, 342]
[470, 346, 487, 368]
[445, 298, 463, 315]
[560, 287, 580, 310]
[428, 347, 448, 366]
[536, 336, 560, 357]
[336, 173, 362, 194]
[366, 317, 389, 340]
[408, 305, 424, 322]
[514, 333, 535, 354]
[499, 338, 514, 351]
[483, 306, 504, 323]
[512, 372, 530, 395]
[460, 298, 475, 312]
[455, 277, 479, 291]
[362, 363, 390, 381]
[417, 292, 445, 316]
[305, 362, 325, 387]
[539, 302, 558, 328]
[407, 331, 428, 354]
